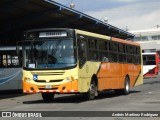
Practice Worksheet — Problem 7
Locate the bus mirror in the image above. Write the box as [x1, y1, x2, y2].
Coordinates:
[16, 45, 20, 55]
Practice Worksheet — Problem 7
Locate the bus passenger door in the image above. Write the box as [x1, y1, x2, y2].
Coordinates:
[77, 35, 90, 92]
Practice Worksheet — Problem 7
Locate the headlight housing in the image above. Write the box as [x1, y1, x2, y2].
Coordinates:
[24, 77, 31, 83]
[66, 76, 74, 82]
[66, 77, 71, 82]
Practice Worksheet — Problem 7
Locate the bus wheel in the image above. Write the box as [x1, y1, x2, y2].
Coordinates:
[41, 93, 54, 102]
[115, 76, 130, 95]
[123, 76, 130, 95]
[83, 80, 96, 100]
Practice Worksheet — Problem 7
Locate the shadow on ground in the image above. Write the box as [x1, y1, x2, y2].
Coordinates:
[23, 90, 141, 104]
[0, 90, 27, 99]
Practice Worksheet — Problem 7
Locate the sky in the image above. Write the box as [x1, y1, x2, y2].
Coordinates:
[55, 0, 160, 31]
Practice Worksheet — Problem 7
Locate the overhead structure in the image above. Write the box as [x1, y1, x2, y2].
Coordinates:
[0, 0, 134, 46]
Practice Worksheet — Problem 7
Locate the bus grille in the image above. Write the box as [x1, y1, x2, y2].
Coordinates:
[39, 87, 58, 90]
[49, 79, 63, 82]
[35, 79, 63, 83]
[36, 80, 46, 83]
[31, 71, 65, 76]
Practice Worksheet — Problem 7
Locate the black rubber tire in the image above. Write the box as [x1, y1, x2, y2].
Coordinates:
[115, 76, 130, 95]
[41, 93, 55, 102]
[83, 80, 96, 100]
[123, 76, 130, 95]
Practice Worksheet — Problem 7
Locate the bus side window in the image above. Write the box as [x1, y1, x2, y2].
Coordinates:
[88, 38, 97, 49]
[138, 47, 141, 64]
[109, 41, 118, 62]
[78, 35, 87, 68]
[3, 55, 7, 67]
[118, 43, 126, 63]
[88, 38, 98, 61]
[98, 40, 108, 61]
[0, 50, 22, 68]
[126, 45, 131, 63]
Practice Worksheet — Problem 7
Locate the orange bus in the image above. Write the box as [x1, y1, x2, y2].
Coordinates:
[18, 28, 143, 101]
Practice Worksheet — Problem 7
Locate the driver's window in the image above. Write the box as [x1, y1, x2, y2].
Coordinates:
[78, 35, 87, 68]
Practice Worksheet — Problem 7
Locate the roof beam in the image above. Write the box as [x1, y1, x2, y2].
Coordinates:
[0, 0, 30, 12]
[0, 0, 134, 39]
[40, 14, 83, 28]
[0, 6, 64, 34]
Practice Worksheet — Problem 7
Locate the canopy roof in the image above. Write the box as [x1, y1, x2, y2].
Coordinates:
[0, 0, 134, 45]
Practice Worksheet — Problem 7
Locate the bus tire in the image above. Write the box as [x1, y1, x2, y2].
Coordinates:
[123, 76, 130, 95]
[83, 80, 96, 100]
[41, 93, 54, 102]
[115, 76, 130, 95]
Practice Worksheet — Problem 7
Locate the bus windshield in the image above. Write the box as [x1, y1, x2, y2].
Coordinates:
[23, 39, 76, 69]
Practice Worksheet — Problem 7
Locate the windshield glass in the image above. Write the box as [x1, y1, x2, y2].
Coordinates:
[23, 39, 76, 69]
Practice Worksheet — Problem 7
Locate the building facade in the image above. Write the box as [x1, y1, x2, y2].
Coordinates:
[129, 28, 160, 51]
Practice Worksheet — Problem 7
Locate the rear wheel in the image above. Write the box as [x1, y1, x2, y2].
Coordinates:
[41, 93, 54, 102]
[123, 76, 130, 95]
[115, 76, 130, 95]
[83, 80, 97, 100]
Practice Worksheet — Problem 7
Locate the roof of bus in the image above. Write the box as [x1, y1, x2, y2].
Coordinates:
[112, 37, 140, 46]
[24, 28, 74, 33]
[24, 28, 140, 46]
[76, 29, 140, 46]
[75, 29, 111, 40]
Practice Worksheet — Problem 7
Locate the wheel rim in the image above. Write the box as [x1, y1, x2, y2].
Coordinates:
[125, 79, 130, 93]
[90, 82, 95, 98]
[126, 82, 129, 92]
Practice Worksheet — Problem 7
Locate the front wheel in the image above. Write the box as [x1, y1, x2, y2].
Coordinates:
[83, 80, 97, 100]
[41, 93, 55, 102]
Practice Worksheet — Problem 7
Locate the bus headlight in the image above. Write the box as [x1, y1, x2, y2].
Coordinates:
[66, 77, 74, 82]
[66, 77, 71, 82]
[24, 77, 31, 83]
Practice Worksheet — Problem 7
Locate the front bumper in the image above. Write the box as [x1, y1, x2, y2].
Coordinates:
[23, 80, 78, 93]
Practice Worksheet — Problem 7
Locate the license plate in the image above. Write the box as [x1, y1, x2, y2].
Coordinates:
[45, 85, 52, 89]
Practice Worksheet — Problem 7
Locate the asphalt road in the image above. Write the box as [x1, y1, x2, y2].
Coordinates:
[0, 76, 160, 120]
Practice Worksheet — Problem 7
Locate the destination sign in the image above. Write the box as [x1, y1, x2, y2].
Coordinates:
[39, 31, 67, 38]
